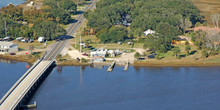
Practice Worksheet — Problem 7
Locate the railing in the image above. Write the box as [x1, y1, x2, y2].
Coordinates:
[11, 60, 55, 109]
[0, 49, 48, 105]
[0, 59, 41, 105]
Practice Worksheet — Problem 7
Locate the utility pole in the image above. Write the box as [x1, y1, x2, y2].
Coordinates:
[80, 35, 82, 63]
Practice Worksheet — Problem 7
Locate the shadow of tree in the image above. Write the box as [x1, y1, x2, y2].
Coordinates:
[189, 50, 197, 55]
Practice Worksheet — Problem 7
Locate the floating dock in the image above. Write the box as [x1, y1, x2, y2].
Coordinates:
[107, 61, 116, 72]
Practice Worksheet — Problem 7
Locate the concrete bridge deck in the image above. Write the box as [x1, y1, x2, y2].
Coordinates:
[0, 60, 54, 110]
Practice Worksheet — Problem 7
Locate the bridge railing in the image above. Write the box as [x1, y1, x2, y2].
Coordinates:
[11, 60, 55, 109]
[0, 59, 42, 105]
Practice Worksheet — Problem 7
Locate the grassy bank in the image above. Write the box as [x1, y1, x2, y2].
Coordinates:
[0, 55, 37, 64]
[134, 55, 220, 67]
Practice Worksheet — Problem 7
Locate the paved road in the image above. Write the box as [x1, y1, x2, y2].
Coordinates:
[67, 0, 97, 36]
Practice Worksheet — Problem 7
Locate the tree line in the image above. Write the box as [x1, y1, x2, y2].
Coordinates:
[84, 0, 203, 52]
[0, 0, 85, 40]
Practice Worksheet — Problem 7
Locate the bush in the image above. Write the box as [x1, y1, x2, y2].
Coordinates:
[185, 41, 189, 46]
[134, 52, 141, 59]
[81, 58, 87, 63]
[201, 50, 209, 58]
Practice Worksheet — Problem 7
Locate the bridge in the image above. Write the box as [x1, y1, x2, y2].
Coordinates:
[0, 0, 97, 109]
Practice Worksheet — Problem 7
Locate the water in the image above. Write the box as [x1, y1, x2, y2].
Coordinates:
[1, 60, 220, 110]
[0, 60, 28, 98]
[0, 0, 25, 8]
[26, 65, 220, 110]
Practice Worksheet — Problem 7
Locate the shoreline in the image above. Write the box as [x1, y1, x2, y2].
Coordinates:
[1, 55, 220, 67]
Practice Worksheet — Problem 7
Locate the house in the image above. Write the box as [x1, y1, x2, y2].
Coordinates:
[91, 57, 105, 62]
[27, 1, 34, 7]
[90, 49, 107, 57]
[0, 41, 18, 53]
[38, 37, 45, 43]
[144, 29, 155, 36]
[108, 50, 115, 57]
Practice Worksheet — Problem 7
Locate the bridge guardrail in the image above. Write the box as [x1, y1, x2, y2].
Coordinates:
[12, 60, 55, 109]
[0, 59, 42, 105]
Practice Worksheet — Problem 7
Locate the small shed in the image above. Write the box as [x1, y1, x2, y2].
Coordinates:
[144, 29, 155, 36]
[38, 37, 45, 43]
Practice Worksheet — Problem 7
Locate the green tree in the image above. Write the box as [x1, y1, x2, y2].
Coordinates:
[134, 52, 141, 59]
[185, 46, 191, 56]
[33, 21, 66, 40]
[201, 50, 209, 58]
[185, 41, 189, 46]
[173, 47, 181, 58]
[60, 0, 77, 12]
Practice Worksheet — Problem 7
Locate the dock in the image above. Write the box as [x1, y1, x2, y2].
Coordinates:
[107, 61, 116, 72]
[124, 61, 129, 71]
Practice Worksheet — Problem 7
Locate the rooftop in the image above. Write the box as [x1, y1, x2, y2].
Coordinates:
[0, 41, 17, 47]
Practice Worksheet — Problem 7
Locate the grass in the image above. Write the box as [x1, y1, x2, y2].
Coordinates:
[13, 40, 55, 51]
[192, 0, 220, 26]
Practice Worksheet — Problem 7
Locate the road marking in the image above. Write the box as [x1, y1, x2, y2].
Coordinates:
[68, 0, 96, 35]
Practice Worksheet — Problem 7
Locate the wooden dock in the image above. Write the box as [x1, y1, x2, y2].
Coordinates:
[107, 61, 116, 72]
[124, 61, 129, 71]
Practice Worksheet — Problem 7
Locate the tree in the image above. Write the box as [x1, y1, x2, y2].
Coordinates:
[97, 26, 128, 43]
[173, 47, 181, 58]
[33, 21, 66, 40]
[185, 46, 191, 56]
[56, 54, 62, 61]
[143, 43, 148, 49]
[134, 52, 141, 59]
[185, 41, 189, 46]
[201, 50, 209, 58]
[60, 0, 77, 12]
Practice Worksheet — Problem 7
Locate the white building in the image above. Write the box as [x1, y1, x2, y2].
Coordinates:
[0, 41, 18, 53]
[90, 50, 107, 58]
[38, 37, 45, 43]
[144, 29, 155, 36]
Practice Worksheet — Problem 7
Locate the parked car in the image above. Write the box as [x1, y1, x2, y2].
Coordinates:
[29, 39, 34, 43]
[138, 57, 145, 60]
[148, 55, 155, 59]
[16, 37, 23, 42]
[82, 53, 88, 56]
[21, 39, 28, 43]
[10, 53, 16, 55]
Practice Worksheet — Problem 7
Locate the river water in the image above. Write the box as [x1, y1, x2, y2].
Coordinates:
[0, 0, 25, 8]
[1, 60, 220, 110]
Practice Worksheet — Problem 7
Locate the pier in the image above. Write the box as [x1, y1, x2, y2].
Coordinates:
[107, 61, 116, 72]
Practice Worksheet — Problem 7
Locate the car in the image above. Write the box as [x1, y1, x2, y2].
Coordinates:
[56, 39, 60, 42]
[21, 39, 28, 43]
[82, 53, 88, 56]
[148, 55, 155, 59]
[29, 39, 34, 43]
[10, 53, 16, 55]
[138, 57, 145, 60]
